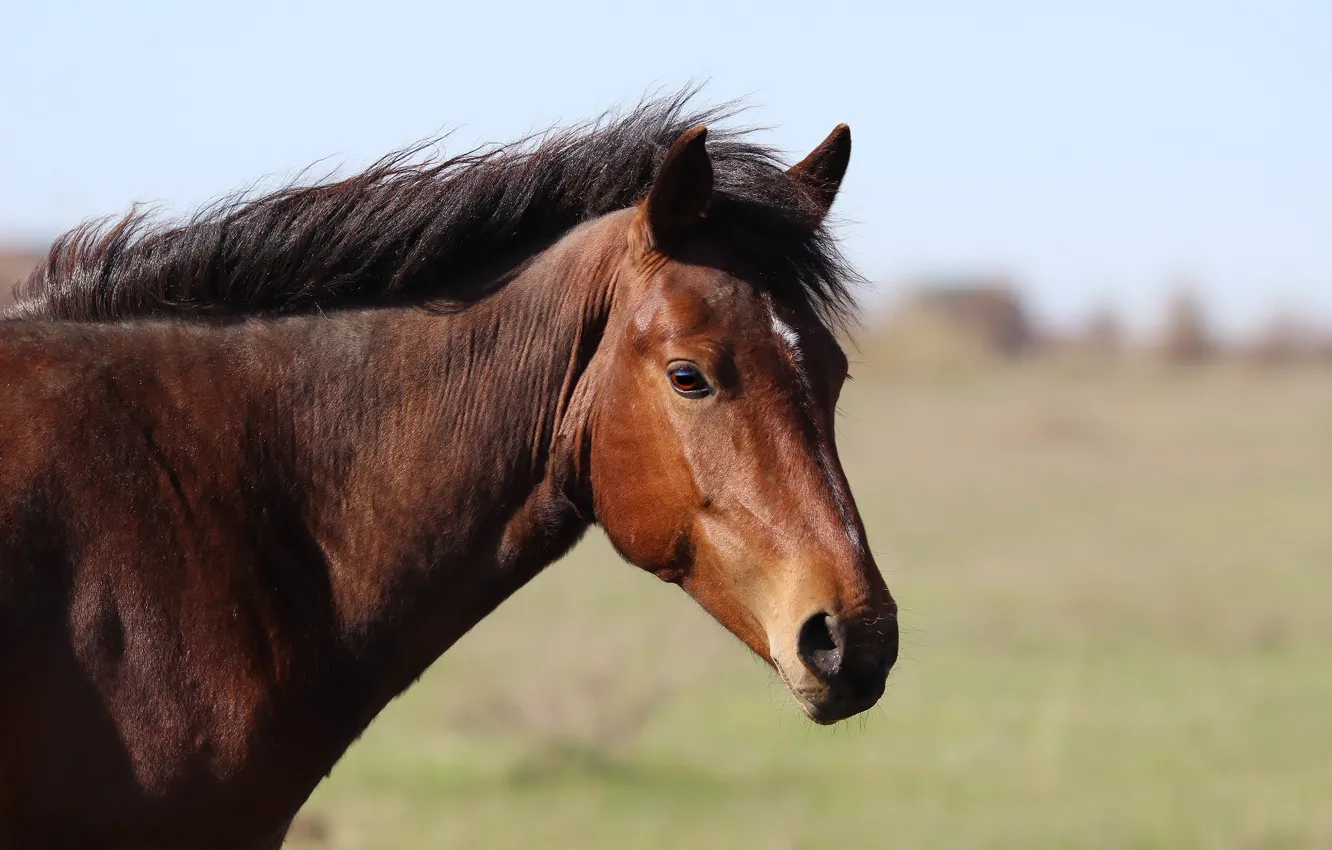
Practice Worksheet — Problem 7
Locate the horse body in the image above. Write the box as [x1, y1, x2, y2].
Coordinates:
[2, 320, 318, 846]
[0, 221, 618, 845]
[0, 95, 899, 847]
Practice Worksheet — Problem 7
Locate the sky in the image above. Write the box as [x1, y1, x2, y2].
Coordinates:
[2, 0, 1329, 336]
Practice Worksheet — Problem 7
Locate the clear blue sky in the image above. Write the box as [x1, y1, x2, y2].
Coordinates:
[2, 0, 1329, 335]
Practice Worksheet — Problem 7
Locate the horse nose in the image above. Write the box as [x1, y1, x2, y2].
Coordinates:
[797, 612, 845, 680]
[881, 614, 900, 675]
[797, 610, 899, 687]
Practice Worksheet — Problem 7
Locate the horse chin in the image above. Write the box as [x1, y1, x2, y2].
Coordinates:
[773, 655, 884, 725]
[797, 691, 882, 726]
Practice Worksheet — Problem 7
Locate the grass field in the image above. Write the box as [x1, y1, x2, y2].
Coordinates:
[278, 353, 1332, 849]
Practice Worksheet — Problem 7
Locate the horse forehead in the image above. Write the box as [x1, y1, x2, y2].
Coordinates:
[633, 270, 767, 338]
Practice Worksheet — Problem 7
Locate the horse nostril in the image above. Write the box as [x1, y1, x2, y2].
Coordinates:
[797, 612, 844, 681]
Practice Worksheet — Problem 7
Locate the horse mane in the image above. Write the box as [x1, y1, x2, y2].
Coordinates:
[9, 89, 858, 328]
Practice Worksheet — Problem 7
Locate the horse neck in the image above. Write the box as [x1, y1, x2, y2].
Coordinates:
[281, 214, 625, 708]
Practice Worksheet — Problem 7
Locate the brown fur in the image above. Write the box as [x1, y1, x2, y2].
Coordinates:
[0, 100, 897, 848]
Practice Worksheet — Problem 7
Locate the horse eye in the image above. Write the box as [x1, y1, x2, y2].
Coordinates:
[667, 364, 711, 398]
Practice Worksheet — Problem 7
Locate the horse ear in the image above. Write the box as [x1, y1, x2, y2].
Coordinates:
[644, 125, 713, 249]
[788, 123, 851, 220]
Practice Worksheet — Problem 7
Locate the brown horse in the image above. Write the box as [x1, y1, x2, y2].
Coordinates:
[0, 95, 898, 849]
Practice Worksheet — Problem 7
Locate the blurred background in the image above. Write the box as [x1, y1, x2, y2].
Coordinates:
[3, 1, 1330, 847]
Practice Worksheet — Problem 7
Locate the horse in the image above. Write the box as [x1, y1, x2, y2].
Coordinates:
[0, 94, 899, 849]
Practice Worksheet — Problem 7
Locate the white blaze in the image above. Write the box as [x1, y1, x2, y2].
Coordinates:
[770, 308, 864, 556]
[772, 313, 802, 359]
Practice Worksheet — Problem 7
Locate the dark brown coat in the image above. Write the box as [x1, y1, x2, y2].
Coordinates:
[0, 96, 897, 848]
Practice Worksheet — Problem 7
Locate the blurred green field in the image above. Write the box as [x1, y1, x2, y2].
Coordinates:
[289, 356, 1332, 850]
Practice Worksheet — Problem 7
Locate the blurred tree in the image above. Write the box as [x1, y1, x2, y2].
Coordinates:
[913, 278, 1034, 356]
[1161, 285, 1214, 363]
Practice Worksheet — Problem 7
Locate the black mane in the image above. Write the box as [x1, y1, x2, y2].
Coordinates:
[10, 90, 857, 327]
